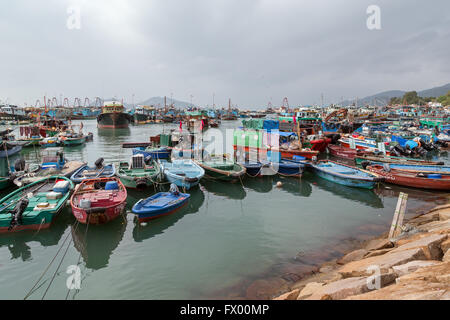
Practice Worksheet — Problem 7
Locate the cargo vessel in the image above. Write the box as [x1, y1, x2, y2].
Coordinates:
[97, 101, 132, 129]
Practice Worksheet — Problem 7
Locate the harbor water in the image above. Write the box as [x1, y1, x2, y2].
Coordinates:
[0, 120, 448, 299]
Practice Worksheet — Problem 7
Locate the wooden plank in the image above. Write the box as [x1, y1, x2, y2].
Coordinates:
[389, 192, 408, 239]
[393, 193, 408, 238]
[121, 142, 152, 148]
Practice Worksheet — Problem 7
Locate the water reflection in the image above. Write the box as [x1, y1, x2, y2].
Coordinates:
[132, 187, 205, 242]
[243, 176, 273, 193]
[97, 128, 131, 141]
[0, 208, 71, 261]
[277, 176, 313, 197]
[306, 173, 384, 208]
[200, 180, 246, 200]
[71, 216, 127, 270]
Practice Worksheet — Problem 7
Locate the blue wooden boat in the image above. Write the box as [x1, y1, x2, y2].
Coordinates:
[132, 146, 171, 159]
[159, 159, 204, 190]
[271, 159, 305, 177]
[70, 159, 116, 183]
[131, 185, 190, 222]
[303, 160, 383, 189]
[240, 162, 267, 177]
[0, 143, 22, 158]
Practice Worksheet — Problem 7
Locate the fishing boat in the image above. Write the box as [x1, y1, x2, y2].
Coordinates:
[0, 176, 73, 233]
[97, 101, 132, 129]
[327, 144, 376, 160]
[0, 142, 22, 158]
[70, 177, 127, 224]
[270, 159, 305, 177]
[13, 148, 85, 187]
[159, 159, 204, 190]
[70, 158, 116, 183]
[85, 132, 94, 142]
[369, 163, 450, 174]
[355, 154, 445, 167]
[367, 164, 450, 191]
[59, 130, 85, 146]
[132, 184, 190, 222]
[303, 159, 383, 189]
[39, 136, 60, 148]
[194, 158, 246, 182]
[116, 154, 161, 189]
[132, 146, 171, 160]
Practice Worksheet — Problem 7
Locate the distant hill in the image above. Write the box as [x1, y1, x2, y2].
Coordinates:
[136, 96, 197, 109]
[339, 83, 450, 106]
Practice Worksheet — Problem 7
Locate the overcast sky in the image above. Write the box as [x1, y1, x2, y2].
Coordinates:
[0, 0, 449, 108]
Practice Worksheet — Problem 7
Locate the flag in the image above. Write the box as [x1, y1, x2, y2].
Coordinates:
[200, 119, 204, 131]
[293, 115, 296, 124]
[179, 120, 182, 131]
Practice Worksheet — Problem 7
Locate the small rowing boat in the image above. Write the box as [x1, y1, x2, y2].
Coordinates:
[195, 159, 246, 182]
[132, 184, 190, 222]
[70, 177, 127, 224]
[132, 146, 171, 159]
[116, 154, 161, 189]
[303, 159, 383, 189]
[159, 159, 204, 190]
[355, 154, 444, 167]
[0, 176, 73, 233]
[70, 158, 116, 183]
[367, 164, 450, 191]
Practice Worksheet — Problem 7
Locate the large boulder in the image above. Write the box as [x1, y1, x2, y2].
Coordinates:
[438, 209, 450, 221]
[297, 282, 325, 300]
[390, 233, 447, 260]
[305, 273, 396, 300]
[273, 289, 300, 300]
[392, 260, 441, 277]
[441, 239, 450, 253]
[364, 238, 394, 251]
[338, 248, 427, 278]
[418, 220, 450, 233]
[337, 249, 368, 265]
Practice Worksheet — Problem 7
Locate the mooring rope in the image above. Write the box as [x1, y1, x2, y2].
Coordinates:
[24, 220, 79, 300]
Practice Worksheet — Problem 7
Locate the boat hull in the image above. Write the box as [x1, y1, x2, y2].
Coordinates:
[233, 145, 318, 160]
[132, 192, 190, 222]
[62, 137, 85, 146]
[97, 112, 130, 129]
[368, 165, 450, 190]
[132, 147, 171, 160]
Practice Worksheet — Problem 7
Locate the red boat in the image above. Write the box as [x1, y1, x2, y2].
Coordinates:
[327, 144, 362, 159]
[70, 177, 127, 225]
[309, 138, 331, 152]
[367, 164, 450, 191]
[233, 145, 319, 159]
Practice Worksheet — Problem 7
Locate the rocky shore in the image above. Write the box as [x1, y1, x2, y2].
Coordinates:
[274, 203, 450, 300]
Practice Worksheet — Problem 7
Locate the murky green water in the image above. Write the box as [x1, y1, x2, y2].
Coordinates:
[0, 120, 448, 299]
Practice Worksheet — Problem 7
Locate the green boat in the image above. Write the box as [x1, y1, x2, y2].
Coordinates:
[59, 131, 86, 146]
[0, 177, 11, 190]
[194, 158, 246, 182]
[0, 176, 74, 233]
[116, 154, 161, 189]
[18, 137, 43, 147]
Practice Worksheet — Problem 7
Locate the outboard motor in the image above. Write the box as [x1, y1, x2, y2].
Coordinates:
[169, 183, 180, 195]
[9, 198, 29, 230]
[144, 155, 152, 165]
[360, 161, 370, 170]
[95, 157, 104, 169]
[14, 158, 26, 172]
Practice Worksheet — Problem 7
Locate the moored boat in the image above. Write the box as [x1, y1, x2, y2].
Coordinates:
[116, 154, 161, 189]
[0, 176, 73, 233]
[70, 158, 116, 183]
[97, 101, 132, 129]
[70, 177, 127, 224]
[159, 159, 204, 190]
[355, 154, 444, 167]
[194, 158, 246, 182]
[303, 159, 383, 189]
[132, 146, 171, 160]
[39, 136, 60, 148]
[367, 164, 450, 191]
[131, 184, 190, 222]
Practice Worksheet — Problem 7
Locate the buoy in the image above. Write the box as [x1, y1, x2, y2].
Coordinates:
[276, 181, 283, 188]
[141, 222, 147, 227]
